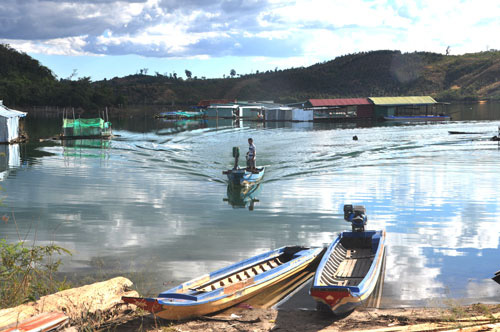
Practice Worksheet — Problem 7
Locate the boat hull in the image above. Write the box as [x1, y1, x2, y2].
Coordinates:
[124, 246, 322, 320]
[493, 270, 500, 285]
[310, 230, 385, 315]
[384, 115, 450, 122]
[225, 167, 265, 186]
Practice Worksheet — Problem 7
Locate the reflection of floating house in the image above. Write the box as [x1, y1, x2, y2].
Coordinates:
[0, 144, 20, 181]
[301, 98, 373, 121]
[369, 96, 449, 121]
[0, 101, 27, 143]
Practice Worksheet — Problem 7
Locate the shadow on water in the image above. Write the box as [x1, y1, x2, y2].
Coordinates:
[223, 183, 263, 210]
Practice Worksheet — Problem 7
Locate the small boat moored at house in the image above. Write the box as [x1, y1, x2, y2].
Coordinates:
[122, 246, 323, 320]
[310, 205, 386, 315]
[384, 115, 450, 122]
[155, 110, 206, 119]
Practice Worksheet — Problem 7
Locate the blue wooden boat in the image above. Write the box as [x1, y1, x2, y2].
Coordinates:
[310, 205, 386, 315]
[123, 246, 322, 320]
[223, 147, 265, 186]
[225, 167, 265, 186]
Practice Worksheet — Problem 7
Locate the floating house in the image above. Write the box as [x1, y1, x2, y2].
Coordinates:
[265, 107, 313, 122]
[0, 101, 27, 143]
[207, 101, 276, 120]
[197, 99, 237, 109]
[301, 98, 374, 121]
[206, 101, 312, 122]
[369, 96, 448, 121]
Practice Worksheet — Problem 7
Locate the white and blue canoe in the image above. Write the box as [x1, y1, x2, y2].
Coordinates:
[224, 167, 265, 186]
[384, 115, 450, 122]
[310, 230, 386, 315]
[123, 246, 322, 320]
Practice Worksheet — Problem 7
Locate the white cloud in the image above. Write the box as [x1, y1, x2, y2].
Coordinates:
[1, 0, 499, 62]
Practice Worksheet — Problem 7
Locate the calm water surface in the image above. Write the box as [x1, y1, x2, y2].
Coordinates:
[2, 103, 500, 308]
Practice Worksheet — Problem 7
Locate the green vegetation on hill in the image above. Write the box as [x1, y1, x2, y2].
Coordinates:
[0, 44, 122, 109]
[1, 44, 499, 111]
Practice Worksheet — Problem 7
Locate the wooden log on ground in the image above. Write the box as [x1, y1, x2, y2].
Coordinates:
[0, 277, 139, 330]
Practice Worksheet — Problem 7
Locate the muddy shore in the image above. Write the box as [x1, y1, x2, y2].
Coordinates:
[2, 278, 499, 332]
[110, 304, 500, 332]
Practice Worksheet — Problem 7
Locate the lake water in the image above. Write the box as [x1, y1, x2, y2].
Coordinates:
[2, 102, 500, 308]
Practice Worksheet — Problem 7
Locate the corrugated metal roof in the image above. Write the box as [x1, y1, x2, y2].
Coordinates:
[197, 99, 237, 107]
[0, 102, 27, 118]
[369, 96, 437, 106]
[308, 98, 371, 107]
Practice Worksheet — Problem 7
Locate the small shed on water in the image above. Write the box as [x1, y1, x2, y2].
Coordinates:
[265, 107, 313, 122]
[0, 101, 27, 143]
[302, 98, 374, 120]
[369, 96, 442, 119]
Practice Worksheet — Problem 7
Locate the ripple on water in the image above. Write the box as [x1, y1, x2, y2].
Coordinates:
[4, 118, 500, 306]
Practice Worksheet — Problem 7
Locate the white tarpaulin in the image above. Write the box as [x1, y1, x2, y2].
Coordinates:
[0, 101, 27, 143]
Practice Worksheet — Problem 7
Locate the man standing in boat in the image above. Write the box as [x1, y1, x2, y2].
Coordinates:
[246, 138, 256, 171]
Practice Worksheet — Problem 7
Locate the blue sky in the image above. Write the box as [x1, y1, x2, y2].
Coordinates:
[1, 0, 498, 81]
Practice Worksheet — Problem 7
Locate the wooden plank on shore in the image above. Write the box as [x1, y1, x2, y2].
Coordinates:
[0, 312, 68, 332]
[339, 312, 500, 332]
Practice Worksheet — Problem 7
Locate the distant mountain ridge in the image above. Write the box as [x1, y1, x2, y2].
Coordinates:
[1, 44, 499, 110]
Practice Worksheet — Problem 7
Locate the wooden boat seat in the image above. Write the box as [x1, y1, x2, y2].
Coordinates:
[194, 257, 283, 293]
[319, 243, 375, 287]
[345, 248, 374, 259]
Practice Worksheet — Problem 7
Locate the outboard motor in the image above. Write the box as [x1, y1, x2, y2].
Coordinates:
[344, 204, 367, 232]
[232, 146, 240, 170]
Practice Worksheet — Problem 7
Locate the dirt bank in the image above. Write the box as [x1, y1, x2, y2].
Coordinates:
[2, 277, 499, 332]
[112, 303, 500, 332]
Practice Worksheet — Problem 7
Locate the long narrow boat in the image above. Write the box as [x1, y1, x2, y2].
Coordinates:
[310, 205, 386, 315]
[225, 167, 265, 186]
[155, 111, 206, 119]
[123, 246, 322, 320]
[384, 115, 450, 122]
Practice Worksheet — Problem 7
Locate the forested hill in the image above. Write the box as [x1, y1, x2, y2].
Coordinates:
[1, 44, 499, 110]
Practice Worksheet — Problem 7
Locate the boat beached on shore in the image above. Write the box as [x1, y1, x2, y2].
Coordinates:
[310, 205, 386, 315]
[122, 246, 323, 320]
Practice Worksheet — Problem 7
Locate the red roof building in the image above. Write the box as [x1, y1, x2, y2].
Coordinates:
[307, 98, 371, 107]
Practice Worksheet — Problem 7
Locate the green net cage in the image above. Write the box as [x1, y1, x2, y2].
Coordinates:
[62, 118, 112, 137]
